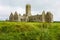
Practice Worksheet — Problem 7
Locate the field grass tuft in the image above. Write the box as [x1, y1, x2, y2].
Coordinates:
[0, 22, 60, 40]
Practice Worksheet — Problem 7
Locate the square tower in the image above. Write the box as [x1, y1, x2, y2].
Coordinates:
[26, 4, 31, 16]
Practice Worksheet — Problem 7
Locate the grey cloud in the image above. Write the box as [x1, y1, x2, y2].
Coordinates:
[0, 0, 10, 6]
[0, 0, 60, 21]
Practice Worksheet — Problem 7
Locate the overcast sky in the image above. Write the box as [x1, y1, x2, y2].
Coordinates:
[0, 0, 60, 21]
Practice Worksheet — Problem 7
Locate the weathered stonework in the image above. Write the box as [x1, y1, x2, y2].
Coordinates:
[9, 4, 53, 22]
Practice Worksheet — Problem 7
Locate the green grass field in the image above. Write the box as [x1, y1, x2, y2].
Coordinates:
[0, 22, 60, 40]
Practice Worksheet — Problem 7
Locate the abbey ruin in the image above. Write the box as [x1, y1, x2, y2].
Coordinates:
[9, 4, 53, 22]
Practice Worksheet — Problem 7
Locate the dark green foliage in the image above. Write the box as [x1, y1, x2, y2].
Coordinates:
[45, 12, 53, 23]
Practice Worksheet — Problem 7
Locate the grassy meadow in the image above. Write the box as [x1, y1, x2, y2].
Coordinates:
[0, 22, 60, 40]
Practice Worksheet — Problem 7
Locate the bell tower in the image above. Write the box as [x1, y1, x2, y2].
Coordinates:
[26, 4, 31, 16]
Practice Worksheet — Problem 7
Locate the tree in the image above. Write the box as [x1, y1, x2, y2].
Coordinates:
[45, 12, 53, 23]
